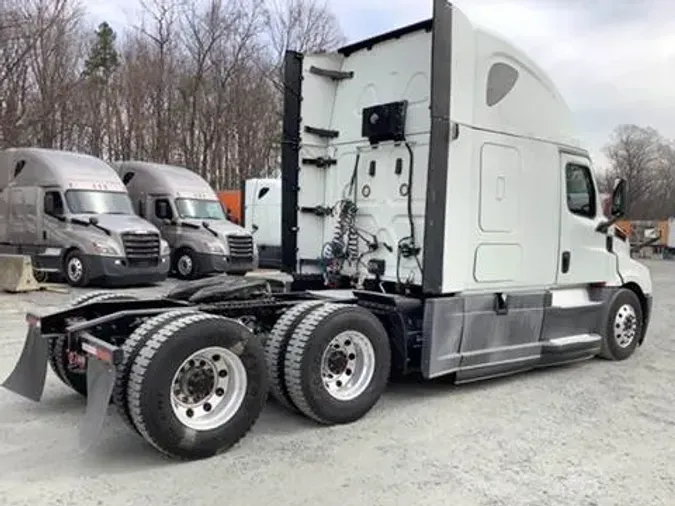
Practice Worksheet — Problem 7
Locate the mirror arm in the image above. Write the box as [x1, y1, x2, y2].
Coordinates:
[596, 215, 621, 233]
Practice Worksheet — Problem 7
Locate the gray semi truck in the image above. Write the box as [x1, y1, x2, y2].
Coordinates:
[113, 160, 259, 279]
[0, 147, 171, 286]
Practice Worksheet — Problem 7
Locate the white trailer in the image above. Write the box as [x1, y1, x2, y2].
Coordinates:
[242, 178, 282, 268]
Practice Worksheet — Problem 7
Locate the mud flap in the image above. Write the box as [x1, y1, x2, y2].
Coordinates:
[1, 315, 49, 402]
[78, 356, 117, 451]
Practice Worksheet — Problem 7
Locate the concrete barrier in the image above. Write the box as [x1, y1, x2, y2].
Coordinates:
[0, 254, 41, 293]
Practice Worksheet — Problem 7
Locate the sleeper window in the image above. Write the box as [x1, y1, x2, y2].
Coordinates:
[565, 163, 596, 219]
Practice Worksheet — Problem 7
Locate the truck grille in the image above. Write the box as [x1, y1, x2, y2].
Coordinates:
[227, 234, 254, 262]
[121, 231, 160, 266]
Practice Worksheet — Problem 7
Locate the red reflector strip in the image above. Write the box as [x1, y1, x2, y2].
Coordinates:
[81, 342, 113, 363]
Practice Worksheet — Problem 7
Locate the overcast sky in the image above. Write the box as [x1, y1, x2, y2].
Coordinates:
[85, 0, 675, 169]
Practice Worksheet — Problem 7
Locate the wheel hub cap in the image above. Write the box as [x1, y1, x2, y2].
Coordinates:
[178, 255, 192, 276]
[320, 330, 376, 402]
[170, 346, 247, 430]
[614, 304, 638, 348]
[68, 259, 82, 281]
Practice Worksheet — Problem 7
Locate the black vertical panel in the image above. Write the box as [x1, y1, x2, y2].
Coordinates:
[281, 50, 303, 274]
[239, 178, 246, 227]
[422, 0, 453, 294]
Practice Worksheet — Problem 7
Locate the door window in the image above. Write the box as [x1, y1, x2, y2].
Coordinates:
[43, 191, 64, 217]
[565, 163, 596, 219]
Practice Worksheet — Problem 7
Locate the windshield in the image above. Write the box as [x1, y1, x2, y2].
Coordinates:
[65, 190, 134, 215]
[175, 198, 226, 220]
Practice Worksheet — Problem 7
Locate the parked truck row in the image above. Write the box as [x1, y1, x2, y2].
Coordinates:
[0, 149, 263, 287]
[2, 0, 653, 463]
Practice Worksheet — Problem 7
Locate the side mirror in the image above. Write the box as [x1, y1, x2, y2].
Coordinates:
[89, 216, 99, 225]
[252, 224, 259, 234]
[610, 178, 628, 218]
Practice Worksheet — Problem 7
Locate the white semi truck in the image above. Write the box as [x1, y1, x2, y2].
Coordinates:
[2, 0, 652, 461]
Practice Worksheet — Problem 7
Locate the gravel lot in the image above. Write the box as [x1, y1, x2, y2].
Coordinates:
[0, 262, 674, 506]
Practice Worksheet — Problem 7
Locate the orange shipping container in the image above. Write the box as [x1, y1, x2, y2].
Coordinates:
[218, 190, 242, 224]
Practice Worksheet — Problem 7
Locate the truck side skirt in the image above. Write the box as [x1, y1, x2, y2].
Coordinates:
[420, 286, 617, 381]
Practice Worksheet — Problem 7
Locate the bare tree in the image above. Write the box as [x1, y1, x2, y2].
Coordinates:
[0, 0, 346, 189]
[264, 0, 345, 67]
[603, 124, 668, 219]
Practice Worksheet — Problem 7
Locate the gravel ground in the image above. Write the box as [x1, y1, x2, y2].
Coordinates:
[0, 263, 674, 506]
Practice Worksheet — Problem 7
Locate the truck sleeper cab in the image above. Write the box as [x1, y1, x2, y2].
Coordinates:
[114, 160, 259, 279]
[0, 0, 653, 462]
[277, 0, 653, 397]
[0, 147, 170, 287]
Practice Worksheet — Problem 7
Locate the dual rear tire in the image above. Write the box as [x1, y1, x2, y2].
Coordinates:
[115, 311, 268, 460]
[264, 301, 392, 425]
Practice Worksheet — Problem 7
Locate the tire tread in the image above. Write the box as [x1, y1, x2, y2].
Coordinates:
[264, 300, 326, 411]
[283, 303, 346, 424]
[113, 309, 198, 431]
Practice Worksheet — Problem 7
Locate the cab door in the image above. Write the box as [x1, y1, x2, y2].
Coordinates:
[556, 151, 616, 286]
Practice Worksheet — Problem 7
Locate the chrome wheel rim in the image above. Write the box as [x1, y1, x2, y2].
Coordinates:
[614, 304, 638, 348]
[320, 330, 376, 401]
[177, 255, 193, 277]
[170, 346, 247, 431]
[67, 258, 83, 282]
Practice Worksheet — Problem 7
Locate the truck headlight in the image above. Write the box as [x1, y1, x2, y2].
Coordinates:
[205, 241, 226, 254]
[92, 240, 120, 256]
[160, 239, 171, 256]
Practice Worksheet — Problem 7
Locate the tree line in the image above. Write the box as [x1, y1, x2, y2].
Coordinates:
[601, 124, 675, 220]
[0, 0, 344, 190]
[1, 1, 671, 219]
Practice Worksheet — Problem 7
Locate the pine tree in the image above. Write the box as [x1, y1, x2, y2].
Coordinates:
[82, 22, 119, 83]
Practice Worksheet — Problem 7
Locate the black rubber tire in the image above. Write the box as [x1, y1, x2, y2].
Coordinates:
[264, 300, 326, 412]
[32, 269, 49, 283]
[48, 293, 139, 397]
[127, 313, 268, 460]
[283, 303, 391, 425]
[113, 309, 200, 433]
[69, 291, 118, 307]
[63, 249, 90, 287]
[173, 247, 198, 280]
[49, 335, 88, 397]
[599, 288, 644, 361]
